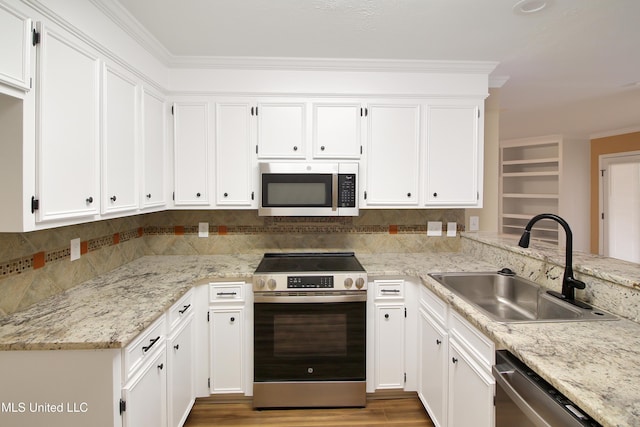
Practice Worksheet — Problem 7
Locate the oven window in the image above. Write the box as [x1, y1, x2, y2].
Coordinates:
[262, 173, 332, 207]
[274, 313, 347, 358]
[254, 301, 365, 382]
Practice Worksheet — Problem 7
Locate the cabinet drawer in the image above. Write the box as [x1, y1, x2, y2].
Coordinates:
[448, 310, 494, 371]
[419, 285, 447, 326]
[209, 282, 245, 303]
[168, 288, 194, 331]
[123, 315, 166, 379]
[374, 280, 404, 300]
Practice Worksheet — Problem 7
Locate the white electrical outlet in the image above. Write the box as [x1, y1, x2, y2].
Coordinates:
[70, 238, 81, 261]
[469, 216, 480, 231]
[427, 221, 443, 236]
[198, 222, 209, 238]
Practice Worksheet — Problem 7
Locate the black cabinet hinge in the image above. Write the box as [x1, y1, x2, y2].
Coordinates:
[404, 307, 407, 318]
[171, 105, 174, 115]
[364, 191, 367, 200]
[31, 197, 39, 214]
[207, 311, 210, 322]
[208, 378, 211, 389]
[404, 372, 407, 383]
[360, 146, 363, 155]
[255, 145, 258, 154]
[32, 29, 40, 46]
[119, 399, 126, 415]
[251, 191, 255, 201]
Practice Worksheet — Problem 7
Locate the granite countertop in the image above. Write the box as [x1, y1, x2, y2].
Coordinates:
[0, 247, 638, 427]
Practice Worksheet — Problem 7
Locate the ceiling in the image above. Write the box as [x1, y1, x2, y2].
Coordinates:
[112, 0, 640, 140]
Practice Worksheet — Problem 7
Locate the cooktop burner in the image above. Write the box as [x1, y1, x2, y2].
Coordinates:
[253, 252, 367, 292]
[254, 252, 365, 274]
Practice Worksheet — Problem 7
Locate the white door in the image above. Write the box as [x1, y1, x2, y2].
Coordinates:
[122, 349, 167, 427]
[210, 308, 244, 393]
[312, 102, 363, 159]
[374, 303, 405, 389]
[215, 102, 256, 207]
[364, 103, 420, 206]
[101, 64, 138, 214]
[141, 88, 167, 209]
[600, 152, 640, 263]
[36, 23, 100, 222]
[256, 102, 306, 158]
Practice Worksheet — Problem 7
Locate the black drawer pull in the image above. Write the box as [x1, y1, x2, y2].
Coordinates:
[381, 289, 400, 293]
[217, 291, 238, 297]
[142, 336, 160, 353]
[179, 304, 191, 314]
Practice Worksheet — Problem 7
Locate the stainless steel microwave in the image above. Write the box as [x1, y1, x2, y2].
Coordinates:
[258, 162, 358, 216]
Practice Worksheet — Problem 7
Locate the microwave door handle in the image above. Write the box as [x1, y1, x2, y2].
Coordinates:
[332, 173, 338, 211]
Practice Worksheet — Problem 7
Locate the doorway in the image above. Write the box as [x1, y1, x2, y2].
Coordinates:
[599, 152, 640, 262]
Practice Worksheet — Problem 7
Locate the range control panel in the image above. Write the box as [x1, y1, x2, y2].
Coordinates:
[287, 275, 334, 288]
[253, 273, 367, 292]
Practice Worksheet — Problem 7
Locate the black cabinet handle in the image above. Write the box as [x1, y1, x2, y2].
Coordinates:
[407, 193, 411, 197]
[86, 196, 93, 204]
[293, 146, 298, 151]
[216, 292, 237, 297]
[436, 339, 442, 345]
[320, 146, 325, 151]
[179, 304, 191, 314]
[452, 357, 458, 364]
[384, 313, 390, 319]
[224, 192, 228, 197]
[230, 317, 235, 322]
[110, 195, 117, 202]
[433, 192, 438, 197]
[174, 344, 179, 350]
[157, 363, 164, 370]
[142, 336, 160, 353]
[146, 193, 152, 199]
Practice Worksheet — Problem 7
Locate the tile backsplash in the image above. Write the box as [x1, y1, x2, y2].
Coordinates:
[0, 209, 464, 316]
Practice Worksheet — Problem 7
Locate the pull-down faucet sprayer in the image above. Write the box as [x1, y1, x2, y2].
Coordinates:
[518, 213, 590, 308]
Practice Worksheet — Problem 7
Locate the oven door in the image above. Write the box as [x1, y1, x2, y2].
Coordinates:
[254, 294, 366, 383]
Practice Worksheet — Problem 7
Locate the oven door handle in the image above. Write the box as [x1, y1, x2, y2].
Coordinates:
[332, 173, 338, 211]
[255, 293, 366, 303]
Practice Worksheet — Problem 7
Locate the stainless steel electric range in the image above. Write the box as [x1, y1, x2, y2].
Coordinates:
[252, 252, 367, 408]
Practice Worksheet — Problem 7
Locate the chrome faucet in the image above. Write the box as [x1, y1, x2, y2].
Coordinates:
[518, 213, 590, 308]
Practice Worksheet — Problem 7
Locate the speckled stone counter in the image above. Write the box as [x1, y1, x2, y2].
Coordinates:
[1, 234, 638, 427]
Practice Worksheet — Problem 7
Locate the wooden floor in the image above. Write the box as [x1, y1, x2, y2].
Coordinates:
[184, 397, 435, 427]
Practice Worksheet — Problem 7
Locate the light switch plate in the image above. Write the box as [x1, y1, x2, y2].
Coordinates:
[469, 216, 480, 231]
[70, 238, 81, 261]
[447, 222, 457, 237]
[198, 222, 209, 238]
[427, 221, 443, 236]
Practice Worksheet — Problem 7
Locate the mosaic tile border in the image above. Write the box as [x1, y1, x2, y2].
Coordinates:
[0, 220, 464, 281]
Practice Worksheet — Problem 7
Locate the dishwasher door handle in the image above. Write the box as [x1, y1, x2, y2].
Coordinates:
[492, 364, 553, 427]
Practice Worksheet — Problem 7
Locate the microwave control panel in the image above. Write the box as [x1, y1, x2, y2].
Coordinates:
[338, 174, 356, 207]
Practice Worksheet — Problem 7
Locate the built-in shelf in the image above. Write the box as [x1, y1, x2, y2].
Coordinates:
[499, 135, 590, 251]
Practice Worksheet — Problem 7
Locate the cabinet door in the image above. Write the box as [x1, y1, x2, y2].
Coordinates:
[209, 308, 244, 393]
[173, 102, 210, 205]
[123, 348, 167, 427]
[313, 103, 362, 159]
[425, 103, 480, 206]
[215, 102, 256, 207]
[448, 339, 495, 427]
[168, 316, 195, 427]
[418, 308, 448, 427]
[256, 102, 306, 158]
[141, 88, 167, 209]
[0, 3, 31, 91]
[374, 303, 405, 389]
[36, 23, 100, 222]
[101, 64, 138, 214]
[364, 104, 420, 206]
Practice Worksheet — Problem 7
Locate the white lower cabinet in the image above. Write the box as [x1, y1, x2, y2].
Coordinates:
[418, 285, 495, 427]
[208, 281, 251, 395]
[122, 346, 167, 427]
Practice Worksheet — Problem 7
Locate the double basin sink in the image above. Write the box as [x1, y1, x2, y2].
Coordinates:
[428, 271, 617, 323]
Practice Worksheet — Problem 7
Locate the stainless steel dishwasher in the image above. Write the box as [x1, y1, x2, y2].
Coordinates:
[493, 350, 602, 427]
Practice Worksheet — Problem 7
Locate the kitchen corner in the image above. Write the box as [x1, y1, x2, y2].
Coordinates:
[0, 232, 639, 427]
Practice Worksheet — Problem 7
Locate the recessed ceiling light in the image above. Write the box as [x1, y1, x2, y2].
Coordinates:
[513, 0, 549, 14]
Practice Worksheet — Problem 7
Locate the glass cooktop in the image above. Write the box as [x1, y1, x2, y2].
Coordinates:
[254, 252, 365, 273]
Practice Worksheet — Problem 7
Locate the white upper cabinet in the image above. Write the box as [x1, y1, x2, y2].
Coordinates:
[36, 22, 101, 222]
[362, 103, 420, 207]
[141, 88, 167, 209]
[101, 63, 139, 215]
[424, 102, 482, 207]
[173, 101, 211, 206]
[0, 2, 31, 91]
[215, 101, 257, 207]
[312, 102, 363, 159]
[256, 101, 306, 158]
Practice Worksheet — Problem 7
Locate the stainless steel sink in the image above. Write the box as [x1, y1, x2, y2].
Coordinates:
[428, 271, 617, 323]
